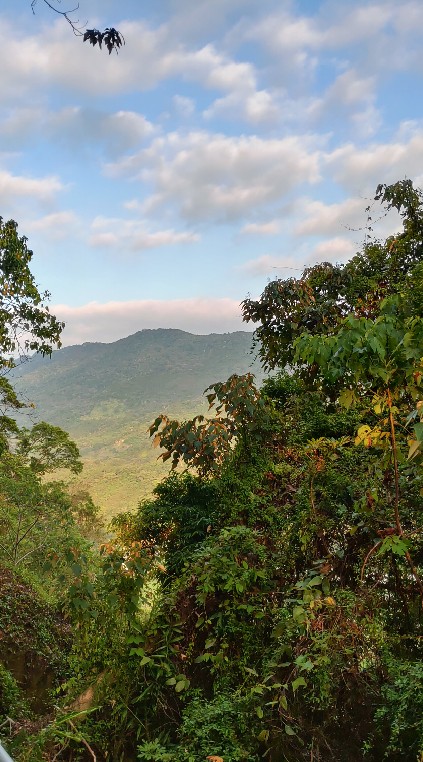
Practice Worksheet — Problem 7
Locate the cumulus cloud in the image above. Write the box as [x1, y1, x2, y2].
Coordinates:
[89, 216, 200, 251]
[52, 298, 247, 345]
[204, 88, 280, 124]
[0, 18, 264, 108]
[48, 108, 155, 156]
[237, 1, 423, 97]
[307, 236, 356, 264]
[173, 95, 196, 118]
[108, 131, 321, 223]
[25, 211, 79, 240]
[246, 3, 420, 60]
[240, 238, 356, 279]
[241, 221, 280, 235]
[0, 168, 64, 205]
[295, 197, 367, 237]
[0, 105, 155, 157]
[240, 254, 301, 277]
[325, 130, 423, 192]
[308, 69, 381, 138]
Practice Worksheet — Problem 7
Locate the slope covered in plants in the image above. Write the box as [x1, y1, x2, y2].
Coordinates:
[1, 181, 422, 761]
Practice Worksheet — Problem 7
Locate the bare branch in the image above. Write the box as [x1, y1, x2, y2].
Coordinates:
[30, 0, 125, 51]
[32, 0, 86, 36]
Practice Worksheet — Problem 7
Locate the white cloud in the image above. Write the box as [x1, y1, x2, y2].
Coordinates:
[0, 168, 64, 205]
[204, 88, 280, 124]
[0, 105, 156, 159]
[308, 68, 381, 137]
[89, 216, 200, 251]
[240, 254, 301, 277]
[173, 95, 195, 118]
[240, 2, 423, 92]
[240, 238, 357, 279]
[308, 236, 356, 264]
[49, 108, 155, 156]
[0, 13, 285, 128]
[109, 131, 321, 223]
[295, 197, 367, 237]
[25, 211, 79, 240]
[241, 221, 280, 235]
[0, 18, 263, 106]
[325, 130, 423, 191]
[52, 298, 247, 345]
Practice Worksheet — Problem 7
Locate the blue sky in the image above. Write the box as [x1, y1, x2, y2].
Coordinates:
[1, 0, 422, 344]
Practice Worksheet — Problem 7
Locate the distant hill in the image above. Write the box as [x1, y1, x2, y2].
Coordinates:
[12, 329, 263, 427]
[11, 329, 266, 518]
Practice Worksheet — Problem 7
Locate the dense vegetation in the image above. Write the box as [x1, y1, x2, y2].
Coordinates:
[0, 180, 422, 761]
[12, 329, 264, 516]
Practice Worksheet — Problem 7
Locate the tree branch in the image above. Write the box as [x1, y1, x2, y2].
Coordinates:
[32, 0, 86, 36]
[30, 1, 124, 52]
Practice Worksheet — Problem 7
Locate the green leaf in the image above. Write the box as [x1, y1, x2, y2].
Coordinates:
[339, 389, 355, 409]
[408, 439, 421, 460]
[293, 606, 307, 624]
[307, 575, 322, 586]
[414, 422, 423, 442]
[292, 676, 307, 692]
[257, 729, 269, 742]
[285, 724, 296, 736]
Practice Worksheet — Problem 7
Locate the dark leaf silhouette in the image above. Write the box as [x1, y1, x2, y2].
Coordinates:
[83, 27, 125, 54]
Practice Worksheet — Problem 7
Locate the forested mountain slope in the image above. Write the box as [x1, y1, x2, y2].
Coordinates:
[1, 181, 423, 762]
[12, 329, 263, 427]
[11, 329, 265, 515]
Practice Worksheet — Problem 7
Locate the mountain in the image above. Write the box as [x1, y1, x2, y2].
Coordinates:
[12, 329, 263, 427]
[11, 329, 266, 518]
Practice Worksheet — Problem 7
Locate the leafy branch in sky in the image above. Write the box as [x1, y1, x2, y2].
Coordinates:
[30, 0, 124, 53]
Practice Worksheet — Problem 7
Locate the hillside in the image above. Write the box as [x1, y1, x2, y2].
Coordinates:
[11, 329, 265, 517]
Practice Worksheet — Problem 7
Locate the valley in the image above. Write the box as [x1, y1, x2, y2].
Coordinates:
[11, 328, 265, 518]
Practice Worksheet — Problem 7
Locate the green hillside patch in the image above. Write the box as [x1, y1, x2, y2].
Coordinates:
[11, 330, 264, 517]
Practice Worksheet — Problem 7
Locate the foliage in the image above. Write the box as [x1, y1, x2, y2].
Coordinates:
[0, 217, 63, 370]
[242, 179, 423, 372]
[16, 421, 83, 475]
[112, 474, 220, 578]
[83, 27, 125, 54]
[0, 664, 27, 722]
[0, 452, 88, 575]
[30, 0, 124, 53]
[137, 693, 259, 761]
[148, 373, 267, 476]
[5, 180, 423, 761]
[373, 659, 423, 758]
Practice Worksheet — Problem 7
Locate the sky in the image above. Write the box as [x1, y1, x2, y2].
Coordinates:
[1, 0, 423, 345]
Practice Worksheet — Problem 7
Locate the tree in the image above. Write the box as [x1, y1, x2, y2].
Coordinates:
[0, 216, 64, 436]
[16, 421, 82, 475]
[30, 0, 124, 54]
[148, 373, 267, 476]
[242, 180, 423, 372]
[0, 217, 63, 370]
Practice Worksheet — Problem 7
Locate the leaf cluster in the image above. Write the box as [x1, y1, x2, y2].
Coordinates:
[83, 27, 125, 54]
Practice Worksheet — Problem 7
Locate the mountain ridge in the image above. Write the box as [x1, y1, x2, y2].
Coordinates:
[12, 328, 262, 427]
[10, 329, 265, 516]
